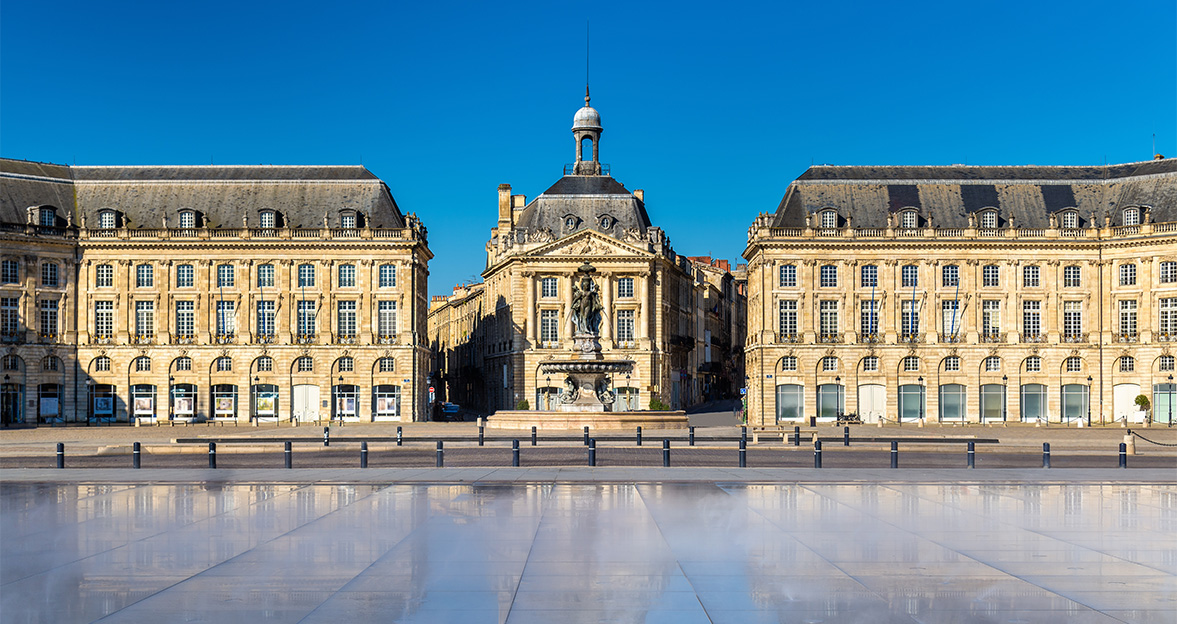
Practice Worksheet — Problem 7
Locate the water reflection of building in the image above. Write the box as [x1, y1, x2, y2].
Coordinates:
[744, 159, 1177, 425]
[0, 158, 432, 424]
[426, 93, 745, 413]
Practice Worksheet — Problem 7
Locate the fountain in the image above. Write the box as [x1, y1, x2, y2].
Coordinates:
[487, 262, 688, 431]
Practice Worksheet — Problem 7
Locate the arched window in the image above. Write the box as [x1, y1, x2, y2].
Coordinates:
[378, 358, 395, 372]
[779, 356, 797, 371]
[1123, 208, 1140, 226]
[98, 210, 116, 229]
[175, 356, 192, 371]
[1061, 210, 1079, 229]
[42, 356, 60, 372]
[980, 210, 997, 229]
[93, 356, 110, 372]
[820, 209, 837, 229]
[985, 356, 1001, 372]
[296, 356, 313, 372]
[821, 356, 838, 371]
[1119, 356, 1134, 373]
[580, 136, 593, 161]
[340, 211, 357, 229]
[135, 356, 151, 372]
[39, 207, 56, 227]
[901, 210, 918, 229]
[338, 356, 354, 372]
[179, 210, 195, 229]
[256, 356, 273, 372]
[1066, 357, 1082, 372]
[903, 356, 920, 372]
[259, 210, 276, 229]
[1025, 356, 1042, 372]
[943, 356, 960, 371]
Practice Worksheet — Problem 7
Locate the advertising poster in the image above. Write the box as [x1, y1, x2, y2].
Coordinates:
[377, 397, 391, 414]
[134, 397, 153, 415]
[337, 397, 356, 415]
[175, 397, 194, 415]
[256, 395, 276, 415]
[95, 397, 113, 414]
[40, 397, 59, 417]
[215, 397, 235, 415]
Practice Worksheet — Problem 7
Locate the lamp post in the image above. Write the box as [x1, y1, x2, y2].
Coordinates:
[253, 375, 260, 423]
[545, 374, 551, 410]
[1002, 374, 1008, 422]
[84, 378, 91, 426]
[2, 374, 9, 428]
[626, 372, 632, 411]
[337, 375, 344, 422]
[168, 376, 175, 422]
[1087, 375, 1093, 426]
[1169, 374, 1173, 427]
[835, 375, 841, 420]
[917, 376, 924, 422]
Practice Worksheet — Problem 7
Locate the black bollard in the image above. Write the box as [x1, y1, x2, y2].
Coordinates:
[663, 439, 670, 467]
[741, 426, 747, 444]
[531, 426, 537, 447]
[208, 442, 217, 469]
[588, 438, 596, 466]
[890, 441, 898, 469]
[1119, 442, 1127, 468]
[794, 425, 801, 446]
[396, 426, 402, 446]
[843, 426, 850, 447]
[584, 426, 590, 446]
[478, 426, 484, 447]
[360, 441, 368, 468]
[1042, 442, 1050, 469]
[512, 439, 520, 467]
[689, 426, 695, 446]
[285, 441, 292, 469]
[436, 441, 444, 467]
[739, 438, 747, 468]
[814, 440, 822, 469]
[133, 442, 141, 469]
[56, 442, 64, 469]
[323, 426, 330, 447]
[636, 426, 642, 446]
[967, 441, 975, 469]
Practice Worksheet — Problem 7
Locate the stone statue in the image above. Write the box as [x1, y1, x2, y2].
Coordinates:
[571, 267, 603, 335]
[559, 376, 578, 403]
[595, 377, 615, 405]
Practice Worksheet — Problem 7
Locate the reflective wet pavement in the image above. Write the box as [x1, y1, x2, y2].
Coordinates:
[2, 481, 1174, 623]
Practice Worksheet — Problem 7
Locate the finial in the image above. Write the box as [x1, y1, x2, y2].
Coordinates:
[585, 85, 590, 107]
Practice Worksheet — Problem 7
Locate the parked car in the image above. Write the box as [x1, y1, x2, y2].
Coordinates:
[441, 402, 460, 414]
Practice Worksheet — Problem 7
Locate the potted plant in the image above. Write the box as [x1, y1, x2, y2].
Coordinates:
[1134, 394, 1151, 424]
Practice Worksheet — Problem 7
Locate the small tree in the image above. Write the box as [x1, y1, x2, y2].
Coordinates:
[648, 395, 670, 411]
[516, 398, 530, 410]
[1135, 394, 1151, 412]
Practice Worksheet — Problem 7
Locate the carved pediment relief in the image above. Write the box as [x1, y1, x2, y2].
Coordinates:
[525, 230, 651, 260]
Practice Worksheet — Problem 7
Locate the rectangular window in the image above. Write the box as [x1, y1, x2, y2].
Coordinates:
[982, 300, 1001, 336]
[903, 356, 919, 372]
[337, 301, 356, 338]
[179, 211, 195, 229]
[99, 211, 115, 229]
[379, 264, 396, 288]
[540, 309, 559, 344]
[860, 265, 877, 288]
[778, 300, 798, 336]
[779, 265, 797, 288]
[1063, 301, 1082, 337]
[819, 300, 838, 336]
[862, 356, 878, 372]
[298, 264, 315, 288]
[860, 300, 878, 336]
[901, 300, 919, 335]
[1160, 298, 1177, 335]
[1023, 301, 1041, 337]
[616, 309, 635, 343]
[38, 300, 57, 337]
[256, 300, 275, 336]
[819, 265, 837, 287]
[780, 356, 797, 371]
[941, 300, 960, 336]
[1026, 357, 1042, 372]
[217, 264, 235, 288]
[378, 301, 397, 336]
[94, 301, 113, 337]
[41, 263, 59, 287]
[822, 356, 837, 372]
[0, 260, 17, 284]
[175, 301, 194, 337]
[96, 264, 113, 288]
[901, 265, 918, 288]
[257, 264, 275, 288]
[259, 211, 275, 229]
[137, 264, 153, 288]
[985, 357, 1000, 372]
[1161, 262, 1177, 284]
[341, 213, 356, 229]
[338, 264, 356, 288]
[1119, 300, 1137, 336]
[1160, 355, 1175, 372]
[176, 264, 194, 288]
[216, 301, 236, 336]
[942, 265, 959, 287]
[1063, 265, 1081, 287]
[216, 357, 231, 372]
[1023, 265, 1040, 288]
[135, 300, 154, 338]
[982, 265, 999, 287]
[541, 277, 558, 298]
[944, 356, 960, 372]
[1120, 264, 1136, 286]
[618, 277, 634, 298]
[297, 300, 316, 336]
[980, 211, 997, 229]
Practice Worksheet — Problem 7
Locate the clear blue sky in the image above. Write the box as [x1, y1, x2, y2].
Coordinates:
[3, 0, 1174, 297]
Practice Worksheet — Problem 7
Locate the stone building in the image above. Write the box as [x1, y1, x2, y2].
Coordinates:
[427, 282, 487, 411]
[684, 256, 747, 402]
[744, 158, 1177, 426]
[428, 92, 729, 413]
[0, 158, 432, 424]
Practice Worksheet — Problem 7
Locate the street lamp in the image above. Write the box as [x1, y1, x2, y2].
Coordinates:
[835, 375, 841, 420]
[1087, 375, 1093, 426]
[1169, 374, 1173, 427]
[917, 376, 924, 422]
[626, 372, 632, 411]
[168, 376, 175, 422]
[2, 374, 9, 428]
[84, 378, 91, 426]
[1002, 374, 1008, 422]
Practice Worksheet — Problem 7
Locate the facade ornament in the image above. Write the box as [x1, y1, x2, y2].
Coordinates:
[570, 263, 603, 335]
[558, 376, 579, 403]
[220, 349, 229, 358]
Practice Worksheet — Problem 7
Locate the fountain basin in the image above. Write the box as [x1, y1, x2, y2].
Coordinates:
[485, 409, 689, 431]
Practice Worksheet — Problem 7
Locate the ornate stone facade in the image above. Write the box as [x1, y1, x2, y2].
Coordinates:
[0, 159, 432, 424]
[744, 159, 1177, 426]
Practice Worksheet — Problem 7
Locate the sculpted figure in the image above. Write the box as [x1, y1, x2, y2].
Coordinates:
[571, 273, 603, 335]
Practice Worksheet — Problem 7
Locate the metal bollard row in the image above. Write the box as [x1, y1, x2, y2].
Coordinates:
[1042, 442, 1051, 469]
[512, 439, 520, 467]
[360, 441, 368, 468]
[739, 438, 747, 468]
[663, 439, 670, 467]
[588, 438, 596, 466]
[967, 441, 975, 469]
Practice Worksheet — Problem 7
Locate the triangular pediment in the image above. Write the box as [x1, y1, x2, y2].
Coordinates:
[523, 229, 653, 259]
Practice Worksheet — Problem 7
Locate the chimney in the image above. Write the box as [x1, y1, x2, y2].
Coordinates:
[633, 189, 644, 202]
[498, 184, 513, 228]
[512, 194, 526, 217]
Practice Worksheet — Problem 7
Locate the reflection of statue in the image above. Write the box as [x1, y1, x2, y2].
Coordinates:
[559, 376, 578, 403]
[571, 269, 603, 335]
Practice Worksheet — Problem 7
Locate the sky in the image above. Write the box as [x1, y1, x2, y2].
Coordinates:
[3, 0, 1174, 297]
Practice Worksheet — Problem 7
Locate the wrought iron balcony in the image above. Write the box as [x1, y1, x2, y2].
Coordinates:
[777, 333, 803, 343]
[899, 332, 922, 344]
[130, 333, 155, 345]
[980, 331, 1005, 343]
[939, 333, 962, 344]
[1020, 332, 1046, 344]
[817, 333, 842, 344]
[254, 333, 276, 345]
[173, 334, 196, 345]
[858, 333, 882, 344]
[1114, 332, 1139, 343]
[1158, 332, 1176, 342]
[38, 331, 58, 341]
[213, 333, 236, 345]
[335, 334, 357, 345]
[92, 334, 114, 345]
[376, 333, 397, 344]
[1062, 332, 1089, 343]
[295, 333, 317, 344]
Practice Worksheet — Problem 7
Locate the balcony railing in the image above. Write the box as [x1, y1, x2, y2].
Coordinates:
[376, 333, 397, 344]
[980, 331, 1004, 344]
[295, 333, 317, 344]
[1062, 332, 1089, 343]
[1021, 333, 1046, 344]
[335, 334, 358, 345]
[939, 333, 962, 344]
[92, 334, 114, 345]
[898, 332, 922, 344]
[1, 331, 22, 343]
[1157, 332, 1176, 342]
[1114, 332, 1139, 343]
[38, 331, 58, 341]
[777, 333, 803, 343]
[173, 334, 196, 345]
[130, 333, 155, 345]
[254, 333, 276, 344]
[858, 333, 881, 344]
[754, 220, 1174, 241]
[817, 333, 842, 344]
[213, 333, 236, 345]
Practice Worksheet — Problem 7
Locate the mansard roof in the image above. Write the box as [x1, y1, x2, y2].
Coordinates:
[773, 158, 1177, 229]
[512, 174, 652, 235]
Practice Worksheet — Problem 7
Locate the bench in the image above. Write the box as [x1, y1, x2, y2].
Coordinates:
[836, 412, 862, 425]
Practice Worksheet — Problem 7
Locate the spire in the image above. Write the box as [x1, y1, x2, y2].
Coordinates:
[585, 85, 591, 107]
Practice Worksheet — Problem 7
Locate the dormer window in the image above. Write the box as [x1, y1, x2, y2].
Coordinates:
[259, 211, 275, 229]
[179, 210, 195, 229]
[819, 209, 837, 229]
[38, 207, 56, 227]
[901, 210, 918, 229]
[1123, 207, 1140, 226]
[1061, 210, 1079, 229]
[341, 212, 357, 229]
[979, 210, 997, 229]
[99, 211, 115, 229]
[563, 215, 579, 231]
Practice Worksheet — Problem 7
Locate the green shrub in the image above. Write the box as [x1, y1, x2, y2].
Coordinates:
[516, 398, 530, 410]
[648, 396, 671, 411]
[1135, 394, 1151, 411]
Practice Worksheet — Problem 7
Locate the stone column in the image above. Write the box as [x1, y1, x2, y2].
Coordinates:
[524, 271, 536, 343]
[600, 271, 612, 344]
[563, 272, 575, 343]
[638, 271, 649, 340]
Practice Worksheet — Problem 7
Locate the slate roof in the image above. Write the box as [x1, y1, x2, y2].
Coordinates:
[0, 158, 405, 229]
[513, 174, 653, 235]
[773, 159, 1177, 228]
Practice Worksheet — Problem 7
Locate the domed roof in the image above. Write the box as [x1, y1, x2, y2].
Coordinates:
[572, 87, 602, 131]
